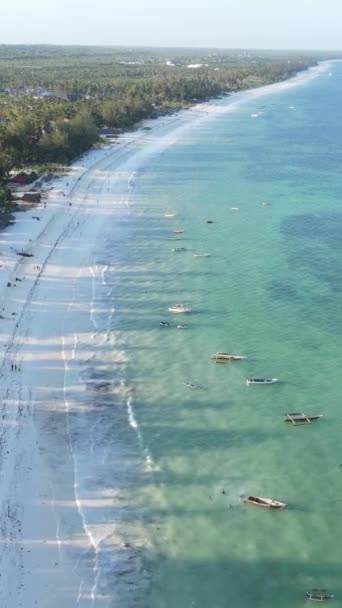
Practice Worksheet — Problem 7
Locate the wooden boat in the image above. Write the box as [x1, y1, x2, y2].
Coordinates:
[284, 413, 322, 425]
[306, 590, 334, 601]
[184, 382, 207, 390]
[206, 220, 214, 224]
[172, 247, 187, 252]
[16, 251, 33, 258]
[210, 352, 246, 362]
[246, 378, 278, 385]
[168, 304, 192, 313]
[244, 495, 287, 509]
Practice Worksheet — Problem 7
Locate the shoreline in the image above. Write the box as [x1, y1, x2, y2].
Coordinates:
[0, 59, 330, 235]
[0, 59, 331, 608]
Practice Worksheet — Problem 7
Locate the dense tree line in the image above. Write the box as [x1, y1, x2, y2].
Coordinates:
[0, 46, 331, 183]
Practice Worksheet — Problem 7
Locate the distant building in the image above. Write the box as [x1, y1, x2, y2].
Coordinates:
[165, 59, 182, 67]
[54, 89, 82, 102]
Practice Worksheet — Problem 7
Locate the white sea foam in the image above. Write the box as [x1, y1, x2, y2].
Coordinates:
[127, 396, 155, 470]
[61, 334, 99, 604]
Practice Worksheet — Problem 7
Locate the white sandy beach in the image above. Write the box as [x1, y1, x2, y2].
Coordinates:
[0, 60, 331, 608]
[0, 129, 161, 607]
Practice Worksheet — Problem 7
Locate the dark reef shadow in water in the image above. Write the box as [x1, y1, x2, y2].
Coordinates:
[265, 211, 342, 334]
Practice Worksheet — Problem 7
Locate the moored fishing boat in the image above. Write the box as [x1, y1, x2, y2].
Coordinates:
[284, 413, 322, 425]
[244, 496, 287, 509]
[193, 253, 210, 257]
[160, 321, 170, 327]
[164, 213, 175, 218]
[168, 304, 192, 313]
[173, 229, 184, 234]
[172, 247, 187, 252]
[210, 352, 246, 362]
[306, 590, 334, 601]
[177, 324, 188, 329]
[184, 382, 207, 390]
[246, 378, 278, 385]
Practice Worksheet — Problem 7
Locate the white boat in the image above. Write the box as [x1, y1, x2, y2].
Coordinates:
[231, 207, 240, 211]
[210, 352, 246, 362]
[177, 324, 188, 329]
[164, 213, 175, 218]
[246, 378, 278, 385]
[244, 495, 287, 509]
[173, 229, 184, 234]
[168, 304, 192, 313]
[193, 253, 210, 257]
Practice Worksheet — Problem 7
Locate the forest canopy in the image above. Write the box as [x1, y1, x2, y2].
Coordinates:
[0, 45, 334, 180]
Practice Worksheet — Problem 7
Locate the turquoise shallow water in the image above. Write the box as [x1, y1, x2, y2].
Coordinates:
[99, 63, 342, 607]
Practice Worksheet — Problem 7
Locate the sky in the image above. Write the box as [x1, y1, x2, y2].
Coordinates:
[1, 0, 342, 50]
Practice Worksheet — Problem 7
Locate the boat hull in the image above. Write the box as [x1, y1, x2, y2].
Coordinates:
[306, 591, 334, 601]
[284, 413, 322, 424]
[244, 496, 287, 509]
[210, 353, 246, 362]
[246, 378, 278, 385]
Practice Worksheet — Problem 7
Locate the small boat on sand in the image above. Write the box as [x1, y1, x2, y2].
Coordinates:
[160, 321, 170, 327]
[306, 590, 334, 601]
[17, 251, 33, 258]
[246, 378, 278, 385]
[210, 352, 246, 362]
[169, 304, 192, 313]
[244, 496, 287, 509]
[284, 413, 322, 425]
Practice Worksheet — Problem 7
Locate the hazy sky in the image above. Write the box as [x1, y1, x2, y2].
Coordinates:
[1, 0, 342, 50]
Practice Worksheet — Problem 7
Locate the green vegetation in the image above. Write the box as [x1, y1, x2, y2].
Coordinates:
[0, 45, 336, 184]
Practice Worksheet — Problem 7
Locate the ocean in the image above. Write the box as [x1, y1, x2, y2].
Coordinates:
[68, 61, 342, 607]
